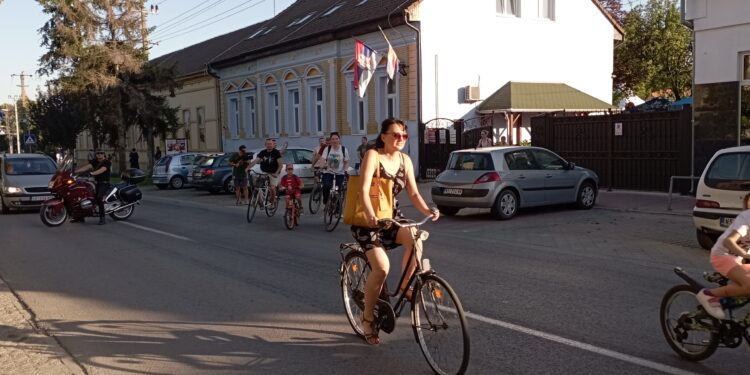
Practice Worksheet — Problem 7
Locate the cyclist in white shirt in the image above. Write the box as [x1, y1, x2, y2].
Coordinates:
[322, 132, 349, 204]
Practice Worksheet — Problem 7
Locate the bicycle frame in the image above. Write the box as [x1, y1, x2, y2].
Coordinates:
[340, 216, 434, 319]
[251, 173, 271, 207]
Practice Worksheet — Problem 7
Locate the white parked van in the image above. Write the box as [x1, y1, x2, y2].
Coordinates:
[693, 145, 750, 250]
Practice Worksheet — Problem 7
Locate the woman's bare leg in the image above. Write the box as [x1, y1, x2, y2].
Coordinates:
[397, 227, 421, 295]
[711, 266, 750, 297]
[363, 247, 389, 341]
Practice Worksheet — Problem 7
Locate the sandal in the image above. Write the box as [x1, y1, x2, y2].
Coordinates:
[361, 317, 380, 345]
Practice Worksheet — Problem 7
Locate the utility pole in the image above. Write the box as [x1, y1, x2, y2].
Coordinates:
[13, 98, 20, 153]
[11, 71, 32, 107]
[140, 1, 149, 58]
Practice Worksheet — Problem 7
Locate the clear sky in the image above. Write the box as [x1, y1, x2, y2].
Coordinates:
[0, 0, 296, 104]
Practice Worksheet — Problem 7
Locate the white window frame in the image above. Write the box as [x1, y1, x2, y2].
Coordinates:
[497, 0, 520, 17]
[196, 106, 206, 146]
[242, 92, 257, 138]
[346, 75, 368, 135]
[538, 0, 554, 20]
[285, 84, 301, 136]
[227, 96, 240, 139]
[377, 73, 399, 120]
[182, 109, 191, 133]
[307, 79, 326, 135]
[266, 89, 280, 137]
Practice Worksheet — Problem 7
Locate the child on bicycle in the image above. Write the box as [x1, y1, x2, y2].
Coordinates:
[696, 192, 750, 319]
[279, 163, 303, 214]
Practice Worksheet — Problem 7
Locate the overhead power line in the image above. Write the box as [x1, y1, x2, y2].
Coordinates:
[152, 0, 229, 35]
[154, 0, 268, 42]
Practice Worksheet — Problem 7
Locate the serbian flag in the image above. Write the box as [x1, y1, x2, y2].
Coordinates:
[354, 40, 379, 98]
[386, 42, 399, 81]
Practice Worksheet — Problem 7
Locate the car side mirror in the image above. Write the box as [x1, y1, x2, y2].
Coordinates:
[566, 162, 576, 170]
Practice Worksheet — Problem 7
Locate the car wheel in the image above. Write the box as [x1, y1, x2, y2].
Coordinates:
[436, 205, 460, 216]
[0, 196, 9, 214]
[696, 230, 717, 251]
[575, 181, 597, 209]
[491, 189, 517, 220]
[169, 176, 185, 189]
[155, 184, 168, 190]
[224, 178, 235, 194]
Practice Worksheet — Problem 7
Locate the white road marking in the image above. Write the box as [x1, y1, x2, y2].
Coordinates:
[464, 311, 699, 375]
[119, 222, 195, 242]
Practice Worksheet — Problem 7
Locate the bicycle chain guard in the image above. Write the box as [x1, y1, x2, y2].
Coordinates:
[376, 299, 396, 334]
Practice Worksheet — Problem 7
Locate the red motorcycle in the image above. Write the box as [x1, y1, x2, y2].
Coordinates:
[40, 156, 144, 226]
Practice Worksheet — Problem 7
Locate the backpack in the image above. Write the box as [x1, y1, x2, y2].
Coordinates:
[325, 145, 347, 160]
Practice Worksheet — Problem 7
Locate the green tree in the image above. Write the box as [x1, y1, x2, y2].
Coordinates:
[28, 90, 90, 151]
[36, 0, 178, 172]
[613, 0, 692, 100]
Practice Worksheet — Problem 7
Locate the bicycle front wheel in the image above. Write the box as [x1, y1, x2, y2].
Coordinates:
[246, 189, 259, 223]
[412, 274, 470, 375]
[325, 195, 341, 232]
[341, 250, 370, 337]
[265, 190, 278, 217]
[309, 187, 322, 214]
[284, 207, 295, 230]
[660, 284, 720, 361]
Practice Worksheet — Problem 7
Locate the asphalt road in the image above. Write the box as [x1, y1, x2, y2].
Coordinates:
[0, 186, 746, 374]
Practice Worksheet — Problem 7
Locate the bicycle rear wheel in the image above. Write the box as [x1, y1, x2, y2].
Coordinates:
[341, 250, 370, 337]
[412, 274, 470, 375]
[246, 189, 259, 223]
[660, 284, 720, 361]
[309, 187, 322, 214]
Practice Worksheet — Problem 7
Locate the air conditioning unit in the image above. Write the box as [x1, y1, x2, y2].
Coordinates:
[464, 85, 480, 102]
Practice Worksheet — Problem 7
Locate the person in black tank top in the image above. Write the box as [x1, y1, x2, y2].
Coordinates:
[74, 150, 112, 225]
[351, 118, 440, 345]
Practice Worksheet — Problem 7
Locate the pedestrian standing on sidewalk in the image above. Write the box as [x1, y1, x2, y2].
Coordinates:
[229, 145, 251, 205]
[356, 136, 368, 170]
[154, 147, 162, 161]
[74, 150, 111, 225]
[129, 148, 139, 169]
[476, 130, 492, 149]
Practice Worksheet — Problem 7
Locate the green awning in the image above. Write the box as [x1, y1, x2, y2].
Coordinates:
[475, 82, 614, 113]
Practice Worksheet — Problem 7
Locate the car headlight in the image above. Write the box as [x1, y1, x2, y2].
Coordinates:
[2, 186, 22, 194]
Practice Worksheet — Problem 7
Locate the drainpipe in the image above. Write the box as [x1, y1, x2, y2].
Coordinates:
[404, 11, 422, 146]
[680, 0, 696, 190]
[206, 63, 225, 152]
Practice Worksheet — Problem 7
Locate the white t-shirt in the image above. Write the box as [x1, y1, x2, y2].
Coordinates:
[711, 209, 750, 257]
[325, 145, 348, 174]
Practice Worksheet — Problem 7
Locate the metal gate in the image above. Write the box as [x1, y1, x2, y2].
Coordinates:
[418, 118, 463, 179]
[530, 108, 692, 192]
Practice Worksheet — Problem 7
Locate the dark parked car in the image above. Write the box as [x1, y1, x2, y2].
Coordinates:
[628, 98, 672, 112]
[191, 153, 241, 194]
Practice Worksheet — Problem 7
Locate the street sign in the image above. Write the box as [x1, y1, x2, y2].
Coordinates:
[24, 134, 37, 145]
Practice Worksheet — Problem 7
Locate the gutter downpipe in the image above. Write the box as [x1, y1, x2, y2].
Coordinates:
[404, 10, 421, 159]
[206, 62, 225, 152]
[681, 0, 696, 192]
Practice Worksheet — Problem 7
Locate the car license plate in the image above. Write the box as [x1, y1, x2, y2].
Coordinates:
[31, 195, 53, 201]
[720, 217, 734, 227]
[443, 188, 463, 196]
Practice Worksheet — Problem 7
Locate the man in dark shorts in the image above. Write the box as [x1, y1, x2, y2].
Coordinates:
[229, 145, 251, 205]
[250, 138, 283, 208]
[74, 150, 111, 225]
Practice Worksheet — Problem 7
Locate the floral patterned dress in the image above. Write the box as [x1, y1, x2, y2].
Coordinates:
[350, 152, 406, 251]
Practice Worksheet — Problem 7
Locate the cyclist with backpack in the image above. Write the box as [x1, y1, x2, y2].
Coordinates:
[322, 132, 349, 204]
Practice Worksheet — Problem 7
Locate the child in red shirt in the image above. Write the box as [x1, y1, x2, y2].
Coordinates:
[279, 163, 303, 213]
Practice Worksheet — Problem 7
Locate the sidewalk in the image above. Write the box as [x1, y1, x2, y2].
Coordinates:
[0, 278, 83, 375]
[414, 182, 695, 217]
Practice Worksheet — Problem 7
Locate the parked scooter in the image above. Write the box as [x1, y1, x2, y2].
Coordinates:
[40, 156, 145, 226]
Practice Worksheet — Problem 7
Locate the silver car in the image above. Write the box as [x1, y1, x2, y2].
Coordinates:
[0, 153, 57, 213]
[431, 146, 598, 219]
[152, 152, 201, 189]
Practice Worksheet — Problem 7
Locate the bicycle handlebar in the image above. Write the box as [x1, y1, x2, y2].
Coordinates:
[377, 214, 434, 229]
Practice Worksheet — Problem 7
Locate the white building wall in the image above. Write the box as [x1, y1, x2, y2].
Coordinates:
[688, 0, 750, 84]
[419, 0, 614, 121]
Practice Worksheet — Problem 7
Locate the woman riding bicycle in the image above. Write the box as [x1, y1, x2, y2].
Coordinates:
[351, 118, 439, 345]
[321, 132, 349, 204]
[696, 192, 750, 320]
